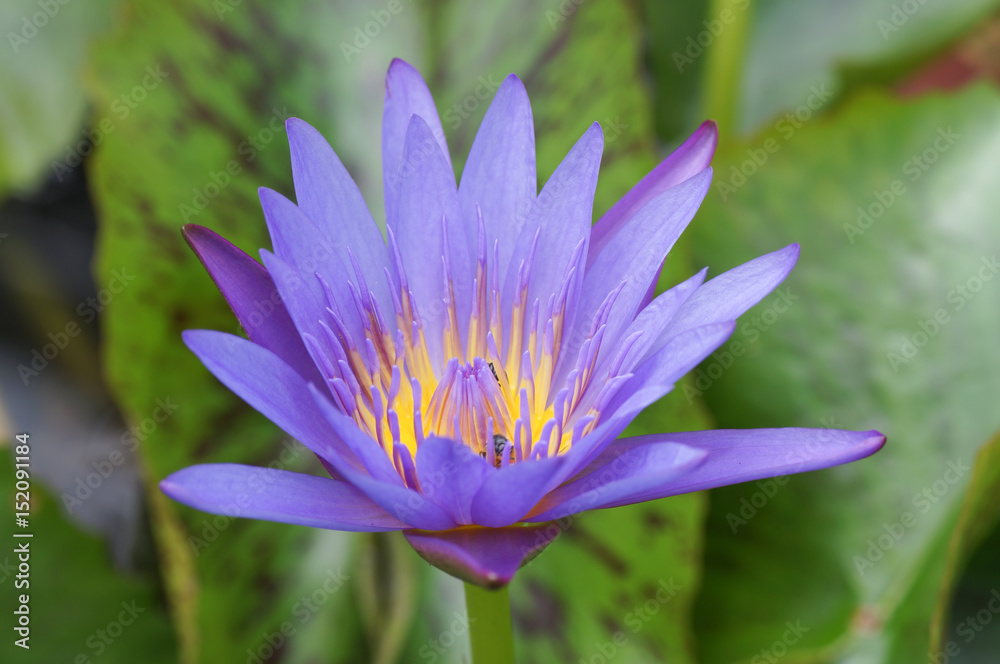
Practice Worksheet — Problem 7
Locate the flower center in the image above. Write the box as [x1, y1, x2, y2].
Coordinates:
[312, 216, 628, 475]
[424, 358, 516, 466]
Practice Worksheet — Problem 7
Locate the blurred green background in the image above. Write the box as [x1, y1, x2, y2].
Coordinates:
[2, 0, 1000, 662]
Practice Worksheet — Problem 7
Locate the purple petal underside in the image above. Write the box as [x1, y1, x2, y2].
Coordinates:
[182, 224, 322, 385]
[469, 453, 570, 528]
[404, 523, 561, 588]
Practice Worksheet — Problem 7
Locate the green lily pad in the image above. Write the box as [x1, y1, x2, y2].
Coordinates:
[740, 0, 999, 131]
[929, 430, 1000, 659]
[689, 85, 1000, 663]
[0, 0, 114, 196]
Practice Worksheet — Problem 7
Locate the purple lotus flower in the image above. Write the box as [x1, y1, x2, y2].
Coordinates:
[161, 59, 884, 588]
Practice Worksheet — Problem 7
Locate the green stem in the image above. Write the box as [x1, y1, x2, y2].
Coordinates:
[701, 0, 754, 135]
[464, 582, 515, 664]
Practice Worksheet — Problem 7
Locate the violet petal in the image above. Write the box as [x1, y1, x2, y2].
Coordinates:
[182, 224, 323, 386]
[588, 120, 717, 262]
[161, 463, 408, 531]
[383, 58, 452, 225]
[458, 73, 536, 284]
[404, 523, 561, 588]
[566, 428, 886, 509]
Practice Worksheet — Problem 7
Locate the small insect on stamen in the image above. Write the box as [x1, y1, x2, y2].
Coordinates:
[479, 434, 512, 467]
[488, 361, 501, 386]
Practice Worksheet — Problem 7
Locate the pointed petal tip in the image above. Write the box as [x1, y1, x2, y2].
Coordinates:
[687, 165, 715, 192]
[284, 116, 318, 139]
[690, 120, 719, 155]
[180, 223, 224, 250]
[387, 57, 416, 75]
[502, 72, 524, 87]
[585, 120, 605, 144]
[862, 430, 887, 454]
[495, 73, 529, 103]
[779, 242, 802, 271]
[403, 111, 433, 136]
[181, 328, 233, 357]
[257, 185, 293, 209]
[180, 224, 211, 254]
[159, 467, 199, 502]
[385, 58, 423, 97]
